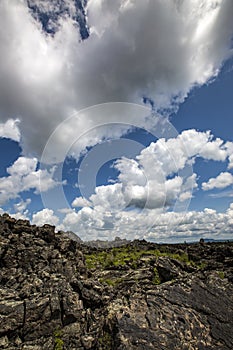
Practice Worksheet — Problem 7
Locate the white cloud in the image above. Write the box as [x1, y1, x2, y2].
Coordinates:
[179, 191, 193, 202]
[58, 207, 107, 238]
[7, 157, 38, 176]
[11, 211, 30, 221]
[32, 208, 59, 226]
[72, 196, 91, 207]
[58, 207, 74, 214]
[2, 197, 231, 242]
[134, 129, 232, 177]
[179, 174, 198, 202]
[55, 128, 233, 240]
[209, 190, 233, 198]
[107, 130, 230, 209]
[0, 118, 21, 142]
[227, 203, 233, 226]
[0, 156, 59, 205]
[58, 202, 233, 242]
[1, 128, 231, 220]
[226, 141, 233, 169]
[202, 172, 233, 191]
[0, 0, 232, 160]
[13, 198, 31, 213]
[90, 183, 126, 210]
[0, 1, 233, 241]
[228, 153, 233, 169]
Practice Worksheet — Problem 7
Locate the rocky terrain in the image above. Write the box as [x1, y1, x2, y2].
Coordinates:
[62, 230, 130, 249]
[0, 213, 233, 349]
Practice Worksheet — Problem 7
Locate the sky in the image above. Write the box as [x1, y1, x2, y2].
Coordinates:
[0, 0, 233, 242]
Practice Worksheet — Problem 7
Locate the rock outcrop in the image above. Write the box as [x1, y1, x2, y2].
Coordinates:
[0, 214, 232, 349]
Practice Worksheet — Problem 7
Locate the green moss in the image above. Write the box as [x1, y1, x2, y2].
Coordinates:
[85, 246, 141, 270]
[84, 246, 193, 271]
[99, 277, 122, 286]
[196, 261, 207, 270]
[54, 329, 64, 350]
[217, 271, 225, 279]
[98, 330, 112, 349]
[153, 267, 161, 285]
[85, 251, 110, 269]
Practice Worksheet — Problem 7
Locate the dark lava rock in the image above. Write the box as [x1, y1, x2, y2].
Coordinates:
[0, 213, 233, 349]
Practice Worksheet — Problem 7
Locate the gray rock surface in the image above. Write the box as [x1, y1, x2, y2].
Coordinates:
[0, 213, 232, 349]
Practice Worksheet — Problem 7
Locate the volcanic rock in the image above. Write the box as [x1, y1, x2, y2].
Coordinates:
[0, 213, 233, 349]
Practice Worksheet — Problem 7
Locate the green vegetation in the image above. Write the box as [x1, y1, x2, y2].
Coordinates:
[84, 247, 140, 270]
[217, 271, 225, 279]
[99, 277, 123, 286]
[54, 329, 64, 350]
[98, 330, 112, 349]
[153, 267, 161, 285]
[196, 261, 207, 270]
[84, 245, 194, 271]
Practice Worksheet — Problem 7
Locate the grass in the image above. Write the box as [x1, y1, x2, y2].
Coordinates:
[54, 329, 64, 350]
[84, 245, 209, 288]
[84, 246, 194, 271]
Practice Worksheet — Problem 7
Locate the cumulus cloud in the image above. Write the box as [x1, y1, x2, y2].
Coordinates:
[0, 0, 233, 159]
[32, 208, 59, 226]
[13, 198, 31, 214]
[227, 203, 233, 226]
[179, 174, 198, 202]
[0, 119, 21, 142]
[1, 126, 232, 241]
[11, 211, 30, 221]
[54, 128, 233, 240]
[135, 129, 232, 177]
[226, 142, 233, 169]
[202, 171, 233, 191]
[106, 130, 231, 210]
[72, 196, 91, 207]
[58, 202, 233, 242]
[59, 207, 107, 237]
[1, 1, 233, 242]
[0, 156, 59, 205]
[90, 183, 127, 210]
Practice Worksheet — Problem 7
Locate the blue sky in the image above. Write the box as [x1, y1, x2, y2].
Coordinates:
[0, 0, 233, 242]
[172, 59, 233, 212]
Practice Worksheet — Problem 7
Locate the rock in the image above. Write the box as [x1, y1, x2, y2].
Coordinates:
[0, 214, 232, 349]
[81, 334, 96, 349]
[0, 335, 9, 348]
